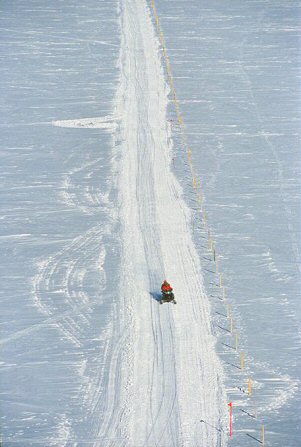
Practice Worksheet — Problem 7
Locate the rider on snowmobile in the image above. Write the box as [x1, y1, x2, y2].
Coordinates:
[161, 280, 173, 293]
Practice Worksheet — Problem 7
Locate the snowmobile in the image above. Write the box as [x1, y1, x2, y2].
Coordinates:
[160, 290, 177, 305]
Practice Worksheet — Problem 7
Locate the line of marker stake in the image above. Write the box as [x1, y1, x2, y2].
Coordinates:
[149, 1, 266, 443]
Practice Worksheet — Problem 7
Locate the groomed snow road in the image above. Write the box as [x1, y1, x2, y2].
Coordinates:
[97, 1, 227, 446]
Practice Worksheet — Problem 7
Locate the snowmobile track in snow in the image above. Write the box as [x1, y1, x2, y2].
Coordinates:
[93, 0, 228, 446]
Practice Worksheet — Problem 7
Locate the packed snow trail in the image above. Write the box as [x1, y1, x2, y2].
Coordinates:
[97, 0, 227, 445]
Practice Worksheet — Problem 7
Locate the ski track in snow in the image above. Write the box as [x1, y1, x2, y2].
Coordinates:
[1, 227, 106, 348]
[58, 157, 112, 215]
[95, 0, 228, 445]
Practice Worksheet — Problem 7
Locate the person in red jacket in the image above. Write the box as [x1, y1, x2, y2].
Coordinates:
[160, 280, 176, 304]
[161, 280, 173, 293]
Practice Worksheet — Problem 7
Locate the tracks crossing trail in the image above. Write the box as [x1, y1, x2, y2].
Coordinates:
[97, 0, 228, 446]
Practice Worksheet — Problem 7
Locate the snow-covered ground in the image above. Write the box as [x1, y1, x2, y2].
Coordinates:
[154, 1, 301, 446]
[1, 0, 300, 446]
[1, 1, 121, 445]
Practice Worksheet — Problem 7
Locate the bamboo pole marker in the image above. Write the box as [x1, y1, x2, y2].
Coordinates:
[220, 272, 223, 288]
[230, 316, 233, 334]
[178, 112, 183, 127]
[248, 378, 253, 396]
[166, 58, 171, 73]
[198, 192, 202, 208]
[209, 238, 213, 252]
[241, 352, 245, 370]
[193, 176, 197, 189]
[227, 304, 231, 318]
[262, 424, 265, 446]
[213, 249, 216, 262]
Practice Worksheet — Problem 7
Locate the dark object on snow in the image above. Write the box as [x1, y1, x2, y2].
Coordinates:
[160, 290, 176, 304]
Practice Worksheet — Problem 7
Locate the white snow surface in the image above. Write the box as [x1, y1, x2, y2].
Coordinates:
[97, 0, 227, 445]
[52, 116, 117, 130]
[1, 0, 300, 445]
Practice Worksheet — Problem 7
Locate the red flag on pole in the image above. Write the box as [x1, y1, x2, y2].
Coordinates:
[228, 402, 233, 437]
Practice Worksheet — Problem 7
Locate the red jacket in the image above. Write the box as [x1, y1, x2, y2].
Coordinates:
[161, 283, 173, 292]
